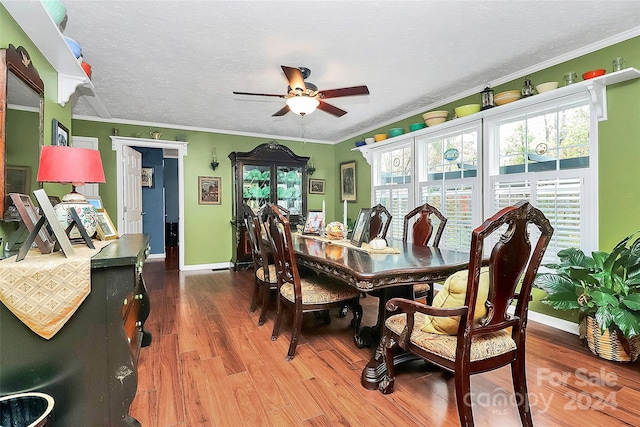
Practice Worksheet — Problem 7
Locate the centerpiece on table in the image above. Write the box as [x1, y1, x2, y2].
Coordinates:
[535, 232, 640, 362]
[325, 222, 347, 240]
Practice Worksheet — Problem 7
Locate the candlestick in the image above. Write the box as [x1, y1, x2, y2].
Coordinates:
[343, 200, 347, 227]
[322, 200, 326, 220]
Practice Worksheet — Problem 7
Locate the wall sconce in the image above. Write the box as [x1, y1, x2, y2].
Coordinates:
[210, 147, 219, 170]
[307, 159, 315, 176]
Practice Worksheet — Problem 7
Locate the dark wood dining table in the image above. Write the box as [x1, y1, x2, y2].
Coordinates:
[291, 233, 472, 389]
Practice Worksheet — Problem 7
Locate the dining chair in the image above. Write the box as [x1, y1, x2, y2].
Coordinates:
[265, 203, 363, 360]
[369, 204, 392, 240]
[377, 201, 553, 427]
[402, 203, 448, 304]
[242, 203, 277, 326]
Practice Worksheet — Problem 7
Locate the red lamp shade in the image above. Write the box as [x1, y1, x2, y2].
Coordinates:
[37, 145, 106, 185]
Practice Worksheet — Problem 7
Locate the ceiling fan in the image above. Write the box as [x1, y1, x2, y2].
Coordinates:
[233, 65, 370, 117]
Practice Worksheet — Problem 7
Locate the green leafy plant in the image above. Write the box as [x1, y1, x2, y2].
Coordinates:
[536, 232, 640, 339]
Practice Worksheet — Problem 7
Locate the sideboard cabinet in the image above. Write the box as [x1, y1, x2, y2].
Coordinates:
[229, 141, 310, 269]
[0, 234, 151, 426]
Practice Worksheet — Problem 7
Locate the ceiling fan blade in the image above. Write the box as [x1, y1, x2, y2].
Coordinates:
[281, 66, 306, 91]
[317, 100, 347, 117]
[320, 85, 370, 99]
[233, 91, 286, 98]
[272, 105, 290, 116]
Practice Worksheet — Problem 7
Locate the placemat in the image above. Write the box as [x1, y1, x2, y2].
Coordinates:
[0, 240, 112, 339]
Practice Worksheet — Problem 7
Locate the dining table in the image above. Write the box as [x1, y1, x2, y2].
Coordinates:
[290, 233, 472, 389]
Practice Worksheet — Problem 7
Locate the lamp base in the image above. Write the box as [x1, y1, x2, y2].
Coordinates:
[54, 201, 98, 238]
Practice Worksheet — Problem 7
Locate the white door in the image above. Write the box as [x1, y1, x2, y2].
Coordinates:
[123, 145, 143, 233]
[71, 136, 99, 197]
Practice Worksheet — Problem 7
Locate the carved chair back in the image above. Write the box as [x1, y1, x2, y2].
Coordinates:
[369, 204, 392, 240]
[242, 203, 271, 279]
[402, 203, 447, 247]
[264, 203, 300, 297]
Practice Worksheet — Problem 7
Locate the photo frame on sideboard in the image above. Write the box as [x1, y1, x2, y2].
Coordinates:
[96, 209, 118, 240]
[350, 208, 371, 247]
[33, 189, 75, 258]
[9, 192, 54, 255]
[85, 195, 103, 210]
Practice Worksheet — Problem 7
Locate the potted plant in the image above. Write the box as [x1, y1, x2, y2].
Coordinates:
[536, 232, 640, 362]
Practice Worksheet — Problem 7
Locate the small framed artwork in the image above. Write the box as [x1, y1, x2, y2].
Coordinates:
[52, 119, 69, 146]
[95, 209, 118, 240]
[309, 178, 325, 195]
[47, 195, 62, 207]
[199, 176, 221, 205]
[6, 165, 30, 195]
[302, 210, 324, 235]
[340, 161, 357, 202]
[9, 192, 54, 254]
[141, 167, 154, 188]
[350, 207, 371, 247]
[85, 195, 103, 210]
[33, 189, 75, 258]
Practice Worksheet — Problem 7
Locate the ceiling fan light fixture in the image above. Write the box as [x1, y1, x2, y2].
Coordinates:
[286, 96, 319, 115]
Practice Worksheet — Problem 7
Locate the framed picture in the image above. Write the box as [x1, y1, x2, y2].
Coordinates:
[199, 176, 221, 205]
[85, 195, 103, 210]
[141, 167, 154, 188]
[47, 195, 61, 207]
[33, 189, 75, 258]
[6, 165, 30, 195]
[309, 178, 325, 195]
[52, 119, 69, 146]
[340, 161, 357, 202]
[302, 210, 324, 235]
[95, 209, 118, 240]
[9, 192, 54, 254]
[350, 207, 371, 247]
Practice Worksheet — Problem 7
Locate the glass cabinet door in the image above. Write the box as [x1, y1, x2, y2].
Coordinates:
[242, 164, 271, 212]
[276, 166, 303, 216]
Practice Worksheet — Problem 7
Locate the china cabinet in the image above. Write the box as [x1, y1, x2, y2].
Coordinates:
[229, 141, 310, 270]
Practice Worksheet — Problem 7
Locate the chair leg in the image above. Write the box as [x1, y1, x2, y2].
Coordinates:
[271, 296, 284, 341]
[454, 368, 473, 427]
[512, 352, 534, 426]
[257, 284, 271, 326]
[286, 307, 304, 361]
[426, 282, 434, 306]
[350, 301, 364, 348]
[249, 277, 260, 313]
[378, 331, 397, 394]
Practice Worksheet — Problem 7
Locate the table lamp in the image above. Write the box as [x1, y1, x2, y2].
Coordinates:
[37, 145, 106, 237]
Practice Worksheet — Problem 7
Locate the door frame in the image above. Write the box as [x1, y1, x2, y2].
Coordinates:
[112, 136, 188, 269]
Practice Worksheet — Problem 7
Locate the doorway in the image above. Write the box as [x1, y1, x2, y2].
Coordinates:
[112, 136, 187, 270]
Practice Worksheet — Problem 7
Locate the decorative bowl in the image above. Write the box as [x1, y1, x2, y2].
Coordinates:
[582, 69, 606, 80]
[454, 103, 481, 117]
[354, 140, 366, 147]
[374, 133, 387, 142]
[422, 110, 449, 126]
[535, 81, 559, 93]
[42, 0, 67, 26]
[81, 61, 92, 78]
[389, 127, 404, 137]
[369, 238, 387, 250]
[364, 137, 375, 144]
[493, 91, 521, 106]
[409, 122, 426, 131]
[64, 37, 82, 58]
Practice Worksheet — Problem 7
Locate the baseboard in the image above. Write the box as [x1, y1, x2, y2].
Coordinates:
[147, 253, 165, 260]
[181, 262, 231, 271]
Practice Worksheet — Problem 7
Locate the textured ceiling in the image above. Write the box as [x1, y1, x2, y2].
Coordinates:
[61, 0, 640, 143]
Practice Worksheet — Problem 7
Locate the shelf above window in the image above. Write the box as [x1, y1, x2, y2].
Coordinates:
[3, 0, 111, 118]
[354, 67, 640, 164]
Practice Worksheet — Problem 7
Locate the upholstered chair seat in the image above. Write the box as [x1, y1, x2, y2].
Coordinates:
[279, 275, 361, 305]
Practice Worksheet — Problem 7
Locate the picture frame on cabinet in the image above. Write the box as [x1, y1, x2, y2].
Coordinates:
[96, 209, 118, 240]
[9, 192, 54, 255]
[309, 178, 325, 195]
[199, 176, 221, 205]
[340, 161, 356, 202]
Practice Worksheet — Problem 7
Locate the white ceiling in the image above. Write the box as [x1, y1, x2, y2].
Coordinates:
[61, 0, 640, 144]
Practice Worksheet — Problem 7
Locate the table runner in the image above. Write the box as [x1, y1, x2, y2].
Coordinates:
[0, 240, 112, 339]
[296, 233, 401, 254]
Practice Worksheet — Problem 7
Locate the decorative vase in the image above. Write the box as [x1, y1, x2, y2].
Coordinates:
[585, 316, 640, 362]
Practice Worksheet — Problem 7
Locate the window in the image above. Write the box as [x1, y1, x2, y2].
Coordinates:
[485, 95, 597, 261]
[415, 123, 483, 251]
[372, 143, 412, 240]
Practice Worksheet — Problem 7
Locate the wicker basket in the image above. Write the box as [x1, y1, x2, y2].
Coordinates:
[585, 316, 640, 362]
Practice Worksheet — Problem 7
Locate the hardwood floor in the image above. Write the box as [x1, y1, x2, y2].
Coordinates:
[131, 255, 640, 426]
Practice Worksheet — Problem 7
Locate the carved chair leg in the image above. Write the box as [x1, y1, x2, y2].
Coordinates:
[378, 332, 397, 394]
[454, 368, 473, 427]
[250, 277, 260, 313]
[287, 308, 304, 361]
[271, 297, 284, 341]
[257, 284, 271, 326]
[512, 352, 533, 427]
[426, 282, 434, 306]
[351, 301, 364, 348]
